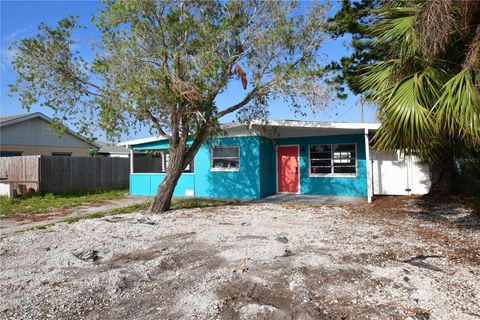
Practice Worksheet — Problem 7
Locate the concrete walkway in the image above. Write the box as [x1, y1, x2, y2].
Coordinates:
[256, 193, 367, 204]
[0, 196, 149, 236]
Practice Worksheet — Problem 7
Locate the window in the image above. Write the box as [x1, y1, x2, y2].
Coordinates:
[309, 144, 356, 176]
[52, 152, 72, 157]
[0, 151, 22, 157]
[211, 146, 240, 171]
[135, 149, 193, 173]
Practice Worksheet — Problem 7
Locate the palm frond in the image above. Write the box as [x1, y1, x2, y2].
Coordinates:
[359, 59, 400, 98]
[364, 60, 458, 150]
[434, 69, 480, 147]
[370, 5, 419, 59]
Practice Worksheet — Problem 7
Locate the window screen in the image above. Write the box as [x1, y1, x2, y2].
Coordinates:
[309, 144, 356, 175]
[211, 146, 240, 171]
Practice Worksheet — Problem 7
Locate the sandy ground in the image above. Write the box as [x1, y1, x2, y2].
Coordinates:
[0, 196, 478, 320]
[0, 196, 148, 235]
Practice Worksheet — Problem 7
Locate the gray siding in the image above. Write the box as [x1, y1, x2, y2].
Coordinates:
[0, 118, 91, 148]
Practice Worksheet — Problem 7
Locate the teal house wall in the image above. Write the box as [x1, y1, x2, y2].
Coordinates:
[129, 133, 368, 199]
[275, 134, 367, 197]
[194, 136, 261, 199]
[259, 137, 277, 197]
[130, 136, 263, 199]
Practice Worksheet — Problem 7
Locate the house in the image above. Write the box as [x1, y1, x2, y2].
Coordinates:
[120, 120, 431, 203]
[0, 112, 99, 157]
[95, 140, 130, 158]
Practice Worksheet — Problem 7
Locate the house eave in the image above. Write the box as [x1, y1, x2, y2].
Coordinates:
[119, 121, 381, 147]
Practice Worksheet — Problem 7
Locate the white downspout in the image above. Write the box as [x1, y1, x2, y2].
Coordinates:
[365, 128, 372, 203]
[129, 148, 134, 174]
[161, 150, 166, 172]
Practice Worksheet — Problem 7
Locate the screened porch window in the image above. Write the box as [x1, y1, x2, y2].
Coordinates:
[309, 144, 356, 176]
[211, 146, 240, 171]
[132, 149, 193, 173]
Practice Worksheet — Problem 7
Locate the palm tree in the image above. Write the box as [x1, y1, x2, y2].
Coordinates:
[361, 0, 480, 194]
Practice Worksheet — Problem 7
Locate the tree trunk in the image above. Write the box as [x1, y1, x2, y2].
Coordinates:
[429, 156, 456, 195]
[149, 125, 209, 213]
[149, 146, 186, 213]
[149, 167, 183, 213]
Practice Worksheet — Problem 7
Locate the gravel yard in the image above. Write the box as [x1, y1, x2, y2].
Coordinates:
[0, 196, 478, 320]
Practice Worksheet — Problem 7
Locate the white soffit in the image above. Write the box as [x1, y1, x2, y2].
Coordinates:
[119, 121, 381, 145]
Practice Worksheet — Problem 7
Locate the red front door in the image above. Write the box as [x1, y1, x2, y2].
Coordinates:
[277, 146, 299, 193]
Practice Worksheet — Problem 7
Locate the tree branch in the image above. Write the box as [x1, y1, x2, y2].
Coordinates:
[144, 108, 168, 137]
[215, 78, 278, 118]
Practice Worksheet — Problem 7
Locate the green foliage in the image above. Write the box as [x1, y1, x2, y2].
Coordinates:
[434, 70, 480, 145]
[64, 212, 108, 224]
[360, 1, 480, 154]
[0, 189, 127, 216]
[62, 198, 238, 224]
[9, 1, 331, 141]
[9, 1, 334, 211]
[170, 198, 241, 210]
[326, 0, 387, 97]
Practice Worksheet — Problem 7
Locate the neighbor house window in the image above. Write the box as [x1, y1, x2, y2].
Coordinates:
[51, 152, 72, 157]
[0, 151, 22, 157]
[309, 144, 356, 176]
[211, 146, 240, 171]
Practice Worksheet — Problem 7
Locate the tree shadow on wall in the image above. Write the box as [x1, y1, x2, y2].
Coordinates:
[204, 137, 261, 200]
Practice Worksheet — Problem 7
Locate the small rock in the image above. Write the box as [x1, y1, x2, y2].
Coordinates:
[415, 312, 430, 320]
[281, 249, 294, 257]
[276, 236, 289, 244]
[72, 249, 99, 262]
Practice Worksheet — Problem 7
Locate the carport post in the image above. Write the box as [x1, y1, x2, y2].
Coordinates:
[129, 148, 134, 174]
[365, 128, 372, 203]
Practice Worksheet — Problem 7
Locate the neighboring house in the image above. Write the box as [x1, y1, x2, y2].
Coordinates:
[0, 112, 98, 157]
[120, 120, 431, 203]
[95, 140, 130, 158]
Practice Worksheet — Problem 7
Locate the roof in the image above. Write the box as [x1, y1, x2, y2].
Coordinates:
[0, 113, 31, 123]
[227, 120, 381, 130]
[0, 112, 100, 148]
[118, 136, 166, 147]
[119, 120, 381, 147]
[96, 140, 129, 154]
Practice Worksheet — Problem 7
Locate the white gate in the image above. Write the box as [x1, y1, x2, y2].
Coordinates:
[370, 150, 431, 195]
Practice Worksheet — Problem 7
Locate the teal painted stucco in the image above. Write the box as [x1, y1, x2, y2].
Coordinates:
[130, 136, 262, 199]
[132, 139, 179, 150]
[194, 136, 261, 199]
[129, 133, 368, 198]
[130, 173, 195, 196]
[275, 134, 367, 197]
[259, 137, 277, 197]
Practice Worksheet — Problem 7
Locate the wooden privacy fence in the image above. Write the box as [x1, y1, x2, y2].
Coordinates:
[0, 155, 163, 196]
[0, 155, 40, 196]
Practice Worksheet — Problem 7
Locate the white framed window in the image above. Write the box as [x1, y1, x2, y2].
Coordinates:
[309, 143, 357, 177]
[211, 146, 240, 171]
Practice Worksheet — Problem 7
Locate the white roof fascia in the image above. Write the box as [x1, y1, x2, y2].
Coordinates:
[248, 120, 380, 130]
[118, 121, 381, 146]
[117, 136, 166, 147]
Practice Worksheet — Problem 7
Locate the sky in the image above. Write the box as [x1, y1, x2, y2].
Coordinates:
[0, 0, 377, 142]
